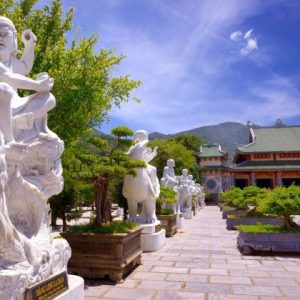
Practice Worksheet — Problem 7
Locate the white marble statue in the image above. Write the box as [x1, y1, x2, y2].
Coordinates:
[122, 130, 160, 224]
[161, 159, 179, 189]
[178, 169, 192, 212]
[0, 17, 70, 300]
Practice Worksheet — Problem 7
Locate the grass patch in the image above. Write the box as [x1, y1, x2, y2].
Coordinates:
[67, 221, 137, 234]
[237, 224, 300, 233]
[159, 208, 175, 216]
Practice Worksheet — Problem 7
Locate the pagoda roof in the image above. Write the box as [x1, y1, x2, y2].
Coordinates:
[196, 144, 228, 158]
[231, 160, 300, 171]
[237, 126, 300, 154]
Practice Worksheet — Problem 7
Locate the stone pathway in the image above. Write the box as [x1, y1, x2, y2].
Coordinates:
[84, 206, 300, 300]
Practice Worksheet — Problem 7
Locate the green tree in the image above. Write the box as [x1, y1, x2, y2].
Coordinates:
[71, 126, 145, 227]
[174, 134, 201, 153]
[2, 1, 141, 224]
[257, 185, 300, 228]
[148, 139, 195, 178]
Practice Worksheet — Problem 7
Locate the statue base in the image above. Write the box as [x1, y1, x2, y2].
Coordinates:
[182, 210, 193, 219]
[139, 221, 166, 252]
[54, 275, 84, 300]
[176, 213, 184, 230]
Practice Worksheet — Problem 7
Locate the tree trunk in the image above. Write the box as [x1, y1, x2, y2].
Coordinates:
[62, 214, 67, 232]
[94, 176, 111, 226]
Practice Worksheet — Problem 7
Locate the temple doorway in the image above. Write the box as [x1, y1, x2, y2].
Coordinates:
[282, 178, 300, 187]
[234, 179, 248, 189]
[256, 178, 274, 189]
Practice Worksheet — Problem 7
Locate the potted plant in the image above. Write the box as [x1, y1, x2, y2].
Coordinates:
[156, 186, 177, 237]
[220, 187, 248, 218]
[237, 185, 300, 255]
[226, 186, 284, 230]
[62, 126, 146, 282]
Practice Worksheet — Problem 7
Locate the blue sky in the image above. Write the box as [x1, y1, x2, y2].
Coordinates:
[39, 0, 300, 134]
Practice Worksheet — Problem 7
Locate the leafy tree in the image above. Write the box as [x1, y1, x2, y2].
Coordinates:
[174, 134, 201, 153]
[70, 126, 145, 227]
[257, 185, 300, 228]
[220, 187, 243, 208]
[156, 186, 177, 215]
[2, 1, 141, 224]
[148, 139, 195, 178]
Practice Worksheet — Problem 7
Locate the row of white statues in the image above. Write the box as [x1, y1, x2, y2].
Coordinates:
[161, 159, 205, 215]
[0, 17, 70, 299]
[122, 129, 204, 224]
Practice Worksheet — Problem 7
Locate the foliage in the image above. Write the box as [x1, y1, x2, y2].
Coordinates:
[220, 186, 270, 211]
[237, 224, 300, 233]
[66, 220, 137, 234]
[71, 126, 145, 226]
[173, 134, 201, 153]
[159, 208, 174, 216]
[148, 139, 195, 178]
[257, 185, 300, 228]
[156, 186, 177, 215]
[1, 1, 141, 226]
[220, 187, 243, 207]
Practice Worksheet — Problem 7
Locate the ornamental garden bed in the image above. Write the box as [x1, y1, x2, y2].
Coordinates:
[222, 209, 247, 219]
[157, 213, 177, 237]
[62, 224, 142, 282]
[226, 216, 284, 230]
[237, 225, 300, 255]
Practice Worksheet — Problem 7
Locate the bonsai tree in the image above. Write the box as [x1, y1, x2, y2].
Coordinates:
[257, 185, 300, 228]
[71, 126, 145, 228]
[156, 186, 177, 215]
[220, 187, 243, 209]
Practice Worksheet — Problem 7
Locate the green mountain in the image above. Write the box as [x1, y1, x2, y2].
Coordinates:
[149, 122, 250, 157]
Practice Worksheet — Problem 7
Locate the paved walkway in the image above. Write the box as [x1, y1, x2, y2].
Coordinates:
[85, 206, 300, 300]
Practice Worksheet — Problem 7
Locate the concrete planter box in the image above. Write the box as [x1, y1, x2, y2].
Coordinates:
[226, 217, 285, 230]
[157, 214, 177, 237]
[222, 209, 247, 219]
[237, 230, 300, 255]
[62, 227, 142, 282]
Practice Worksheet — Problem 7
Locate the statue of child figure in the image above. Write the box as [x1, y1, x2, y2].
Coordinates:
[0, 16, 56, 148]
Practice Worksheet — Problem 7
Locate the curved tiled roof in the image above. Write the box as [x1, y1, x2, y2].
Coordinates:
[237, 126, 300, 153]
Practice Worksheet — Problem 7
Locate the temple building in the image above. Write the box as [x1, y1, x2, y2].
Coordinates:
[196, 144, 232, 195]
[196, 125, 300, 192]
[231, 126, 300, 189]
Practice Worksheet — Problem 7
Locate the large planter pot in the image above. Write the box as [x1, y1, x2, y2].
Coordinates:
[226, 217, 285, 230]
[222, 209, 247, 219]
[237, 230, 300, 255]
[157, 214, 177, 237]
[61, 227, 142, 282]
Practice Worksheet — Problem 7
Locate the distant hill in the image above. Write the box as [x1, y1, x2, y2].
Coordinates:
[149, 122, 250, 157]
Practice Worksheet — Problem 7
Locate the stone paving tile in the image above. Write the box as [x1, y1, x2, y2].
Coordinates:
[102, 287, 155, 299]
[229, 269, 270, 278]
[232, 285, 282, 297]
[185, 282, 232, 293]
[85, 285, 110, 297]
[175, 261, 210, 268]
[116, 279, 140, 288]
[210, 275, 251, 285]
[251, 277, 298, 287]
[190, 268, 228, 276]
[151, 266, 189, 273]
[279, 286, 300, 297]
[142, 260, 174, 267]
[138, 279, 183, 290]
[208, 294, 258, 300]
[153, 291, 205, 300]
[166, 273, 208, 283]
[130, 271, 167, 281]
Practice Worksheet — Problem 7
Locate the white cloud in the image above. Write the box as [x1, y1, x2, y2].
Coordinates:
[231, 28, 258, 56]
[244, 29, 253, 39]
[230, 31, 242, 41]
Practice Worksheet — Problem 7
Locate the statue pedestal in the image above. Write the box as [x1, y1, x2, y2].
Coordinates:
[182, 209, 193, 219]
[176, 213, 184, 230]
[55, 275, 84, 300]
[139, 221, 166, 252]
